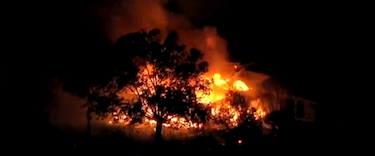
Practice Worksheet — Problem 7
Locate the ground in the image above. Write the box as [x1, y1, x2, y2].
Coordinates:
[27, 121, 320, 155]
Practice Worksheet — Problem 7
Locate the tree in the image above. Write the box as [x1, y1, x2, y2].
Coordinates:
[87, 29, 212, 143]
[61, 32, 140, 135]
[220, 91, 264, 145]
[206, 90, 260, 130]
[84, 89, 120, 135]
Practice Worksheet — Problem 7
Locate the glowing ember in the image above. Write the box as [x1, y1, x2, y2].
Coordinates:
[238, 139, 243, 145]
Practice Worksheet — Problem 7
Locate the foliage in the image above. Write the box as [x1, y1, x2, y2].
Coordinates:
[214, 91, 262, 128]
[81, 29, 212, 130]
[226, 91, 247, 109]
[210, 91, 256, 128]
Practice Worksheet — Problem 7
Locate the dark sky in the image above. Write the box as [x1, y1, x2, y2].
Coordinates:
[16, 0, 365, 121]
[166, 1, 329, 100]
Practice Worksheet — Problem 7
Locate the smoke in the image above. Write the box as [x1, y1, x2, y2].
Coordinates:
[49, 86, 87, 131]
[97, 0, 230, 74]
[48, 0, 270, 134]
[49, 84, 118, 134]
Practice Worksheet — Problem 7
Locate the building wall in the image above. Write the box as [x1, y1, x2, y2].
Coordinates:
[289, 96, 316, 122]
[260, 77, 316, 122]
[258, 93, 316, 122]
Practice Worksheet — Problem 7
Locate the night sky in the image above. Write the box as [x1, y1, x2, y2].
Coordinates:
[16, 0, 365, 123]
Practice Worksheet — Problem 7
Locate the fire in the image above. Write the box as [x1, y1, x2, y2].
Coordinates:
[109, 64, 267, 130]
[233, 80, 250, 91]
[145, 117, 203, 130]
[96, 0, 271, 135]
[250, 99, 266, 120]
[195, 72, 265, 128]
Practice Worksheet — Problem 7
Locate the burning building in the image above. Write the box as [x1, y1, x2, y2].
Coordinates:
[108, 60, 315, 135]
[47, 1, 316, 142]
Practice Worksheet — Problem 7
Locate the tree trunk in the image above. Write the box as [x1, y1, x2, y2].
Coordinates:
[87, 119, 91, 135]
[86, 110, 91, 136]
[154, 119, 163, 144]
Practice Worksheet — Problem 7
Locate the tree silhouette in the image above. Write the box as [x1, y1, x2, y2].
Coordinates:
[209, 91, 245, 129]
[211, 91, 261, 129]
[83, 88, 120, 135]
[84, 29, 212, 143]
[227, 92, 259, 122]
